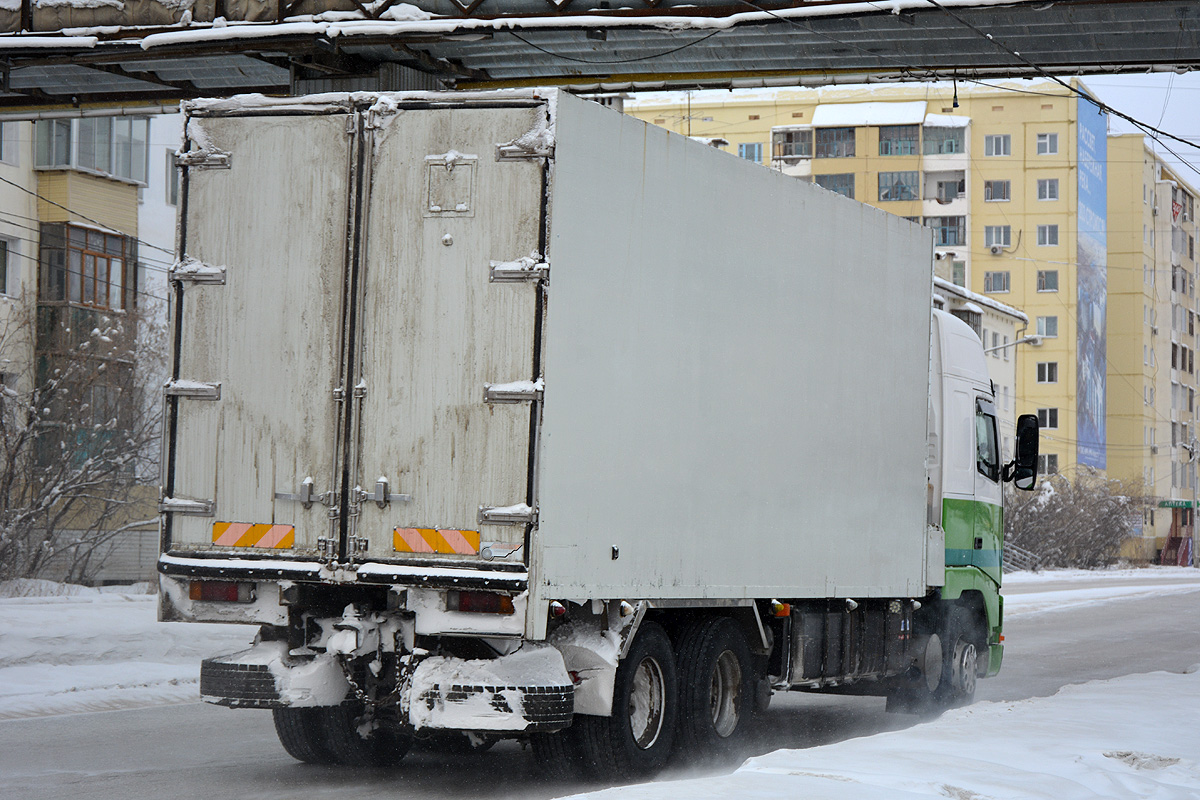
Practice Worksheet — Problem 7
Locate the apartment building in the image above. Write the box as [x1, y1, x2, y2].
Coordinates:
[1108, 134, 1199, 562]
[0, 112, 166, 583]
[0, 121, 39, 397]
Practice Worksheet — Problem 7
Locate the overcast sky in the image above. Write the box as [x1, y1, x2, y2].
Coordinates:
[1082, 73, 1200, 186]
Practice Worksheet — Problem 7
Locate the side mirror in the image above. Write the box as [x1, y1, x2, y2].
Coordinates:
[1004, 414, 1039, 491]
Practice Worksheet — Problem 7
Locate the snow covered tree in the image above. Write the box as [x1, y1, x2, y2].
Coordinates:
[0, 304, 162, 582]
[1004, 471, 1149, 569]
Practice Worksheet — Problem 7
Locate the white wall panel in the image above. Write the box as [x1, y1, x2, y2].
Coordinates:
[534, 93, 934, 601]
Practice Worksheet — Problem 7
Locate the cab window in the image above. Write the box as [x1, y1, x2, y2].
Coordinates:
[975, 399, 1000, 482]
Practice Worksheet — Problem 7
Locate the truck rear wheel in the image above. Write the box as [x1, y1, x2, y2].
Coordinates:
[675, 617, 754, 757]
[273, 707, 337, 764]
[274, 704, 411, 767]
[529, 727, 586, 780]
[576, 622, 678, 780]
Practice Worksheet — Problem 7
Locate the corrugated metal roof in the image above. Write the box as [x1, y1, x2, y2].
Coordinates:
[0, 0, 1194, 109]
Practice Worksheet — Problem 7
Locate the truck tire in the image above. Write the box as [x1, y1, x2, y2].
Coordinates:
[576, 622, 678, 780]
[321, 704, 411, 767]
[934, 608, 981, 707]
[272, 707, 337, 764]
[529, 727, 586, 780]
[675, 617, 755, 757]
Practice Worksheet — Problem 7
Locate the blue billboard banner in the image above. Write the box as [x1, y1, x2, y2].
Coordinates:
[1076, 93, 1107, 470]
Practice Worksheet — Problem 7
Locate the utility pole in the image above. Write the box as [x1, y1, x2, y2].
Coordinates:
[1191, 437, 1198, 567]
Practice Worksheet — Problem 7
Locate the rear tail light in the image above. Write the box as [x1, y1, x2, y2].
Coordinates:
[189, 581, 256, 603]
[446, 590, 515, 615]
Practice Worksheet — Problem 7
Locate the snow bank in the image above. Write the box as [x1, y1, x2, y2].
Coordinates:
[564, 669, 1200, 800]
[0, 583, 249, 720]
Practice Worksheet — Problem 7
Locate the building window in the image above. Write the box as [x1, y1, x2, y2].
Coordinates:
[1037, 224, 1059, 246]
[878, 171, 919, 201]
[0, 238, 12, 296]
[1037, 362, 1059, 383]
[985, 225, 1011, 248]
[1038, 178, 1059, 200]
[923, 126, 964, 155]
[984, 134, 1011, 156]
[1038, 453, 1059, 475]
[1037, 315, 1058, 337]
[0, 122, 17, 166]
[35, 116, 150, 184]
[166, 149, 179, 206]
[814, 173, 854, 199]
[815, 127, 856, 158]
[38, 222, 136, 311]
[984, 271, 1010, 293]
[1037, 408, 1059, 429]
[878, 125, 919, 155]
[952, 260, 966, 286]
[772, 128, 812, 161]
[934, 178, 965, 202]
[1036, 132, 1059, 155]
[738, 142, 763, 162]
[924, 216, 965, 246]
[1037, 270, 1059, 292]
[984, 180, 1011, 201]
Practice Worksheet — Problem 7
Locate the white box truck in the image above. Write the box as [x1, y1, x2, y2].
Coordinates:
[158, 89, 1038, 777]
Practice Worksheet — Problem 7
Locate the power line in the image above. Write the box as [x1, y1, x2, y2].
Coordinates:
[0, 212, 176, 274]
[918, 0, 1200, 180]
[0, 241, 168, 303]
[0, 172, 175, 259]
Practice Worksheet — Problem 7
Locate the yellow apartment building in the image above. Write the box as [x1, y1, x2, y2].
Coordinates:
[1108, 134, 1199, 563]
[627, 80, 1107, 489]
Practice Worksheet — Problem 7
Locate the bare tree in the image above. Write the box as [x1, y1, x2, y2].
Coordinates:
[0, 303, 162, 583]
[1004, 470, 1150, 569]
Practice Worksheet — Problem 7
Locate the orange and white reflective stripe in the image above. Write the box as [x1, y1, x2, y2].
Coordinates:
[212, 522, 295, 549]
[393, 528, 480, 555]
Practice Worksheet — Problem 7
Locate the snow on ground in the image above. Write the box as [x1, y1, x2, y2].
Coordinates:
[1, 568, 1199, 799]
[564, 669, 1200, 800]
[0, 579, 250, 720]
[1003, 565, 1200, 617]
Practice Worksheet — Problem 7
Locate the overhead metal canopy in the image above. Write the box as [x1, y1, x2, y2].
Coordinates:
[0, 0, 1196, 110]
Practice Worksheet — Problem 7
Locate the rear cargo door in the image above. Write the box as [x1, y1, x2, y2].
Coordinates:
[164, 109, 353, 557]
[349, 104, 548, 565]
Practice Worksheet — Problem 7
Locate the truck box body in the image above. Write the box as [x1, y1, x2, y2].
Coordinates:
[158, 91, 1026, 763]
[161, 90, 936, 623]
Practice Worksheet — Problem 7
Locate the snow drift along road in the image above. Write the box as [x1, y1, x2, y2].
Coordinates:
[563, 669, 1200, 800]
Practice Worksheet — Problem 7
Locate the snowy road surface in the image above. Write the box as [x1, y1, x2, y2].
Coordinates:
[0, 568, 1197, 799]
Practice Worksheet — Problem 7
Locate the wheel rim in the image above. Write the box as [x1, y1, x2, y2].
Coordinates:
[709, 650, 743, 738]
[957, 642, 978, 696]
[628, 656, 667, 749]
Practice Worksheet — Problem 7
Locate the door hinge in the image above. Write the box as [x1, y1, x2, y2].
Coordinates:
[489, 254, 549, 283]
[159, 496, 215, 516]
[164, 380, 221, 400]
[479, 504, 537, 526]
[169, 257, 226, 285]
[484, 379, 544, 404]
[275, 477, 335, 510]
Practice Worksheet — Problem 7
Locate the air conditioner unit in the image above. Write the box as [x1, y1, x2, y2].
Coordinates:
[1153, 205, 1159, 216]
[990, 244, 1003, 255]
[1152, 445, 1159, 454]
